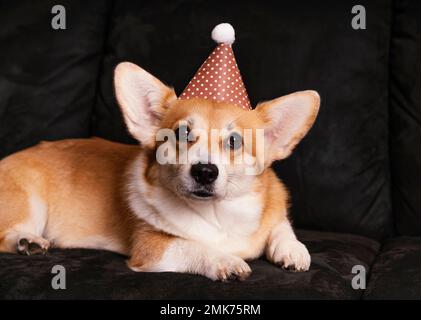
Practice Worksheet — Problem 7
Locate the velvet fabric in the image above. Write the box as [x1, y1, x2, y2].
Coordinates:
[93, 0, 394, 239]
[0, 0, 111, 159]
[389, 0, 421, 236]
[364, 237, 421, 299]
[0, 230, 379, 300]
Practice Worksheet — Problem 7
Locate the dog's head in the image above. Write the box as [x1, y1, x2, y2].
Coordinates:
[115, 62, 319, 201]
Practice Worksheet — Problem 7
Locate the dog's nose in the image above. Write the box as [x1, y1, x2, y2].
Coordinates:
[190, 163, 219, 185]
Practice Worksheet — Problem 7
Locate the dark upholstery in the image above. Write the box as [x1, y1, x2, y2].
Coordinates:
[0, 230, 379, 300]
[0, 0, 421, 300]
[364, 237, 421, 299]
[389, 0, 421, 236]
[0, 0, 112, 159]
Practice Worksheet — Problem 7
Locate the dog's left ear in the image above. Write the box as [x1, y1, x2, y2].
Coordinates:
[114, 62, 177, 147]
[256, 90, 320, 162]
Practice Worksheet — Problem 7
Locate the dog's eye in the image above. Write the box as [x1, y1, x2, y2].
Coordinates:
[175, 125, 190, 141]
[227, 132, 242, 150]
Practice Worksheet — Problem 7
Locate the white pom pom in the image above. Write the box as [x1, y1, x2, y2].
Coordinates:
[211, 23, 235, 45]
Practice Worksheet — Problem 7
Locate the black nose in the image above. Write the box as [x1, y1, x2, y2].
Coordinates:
[190, 163, 219, 185]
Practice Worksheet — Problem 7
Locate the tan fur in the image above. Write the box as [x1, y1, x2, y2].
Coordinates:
[0, 138, 137, 254]
[244, 170, 289, 258]
[128, 220, 174, 270]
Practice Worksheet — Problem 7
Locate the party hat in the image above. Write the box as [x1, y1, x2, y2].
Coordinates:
[179, 23, 252, 110]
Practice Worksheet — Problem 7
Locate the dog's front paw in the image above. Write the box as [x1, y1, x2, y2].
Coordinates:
[17, 235, 50, 255]
[207, 254, 252, 282]
[267, 239, 311, 272]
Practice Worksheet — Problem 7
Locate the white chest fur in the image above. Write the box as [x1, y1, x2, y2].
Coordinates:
[127, 161, 263, 256]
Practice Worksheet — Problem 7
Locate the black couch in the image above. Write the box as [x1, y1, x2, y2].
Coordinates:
[0, 0, 420, 300]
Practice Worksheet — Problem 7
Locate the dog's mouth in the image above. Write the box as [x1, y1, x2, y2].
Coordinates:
[191, 190, 215, 199]
[175, 183, 216, 200]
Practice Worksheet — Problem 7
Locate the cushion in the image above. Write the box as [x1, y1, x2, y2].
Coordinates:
[0, 0, 111, 159]
[92, 0, 394, 239]
[0, 230, 379, 299]
[364, 237, 421, 299]
[389, 0, 421, 235]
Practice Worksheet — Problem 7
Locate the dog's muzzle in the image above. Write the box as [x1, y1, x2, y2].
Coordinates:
[189, 163, 219, 198]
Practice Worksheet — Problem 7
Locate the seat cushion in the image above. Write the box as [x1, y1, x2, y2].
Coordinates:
[364, 237, 421, 299]
[0, 230, 379, 299]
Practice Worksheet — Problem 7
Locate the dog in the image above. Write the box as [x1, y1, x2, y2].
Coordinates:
[0, 62, 319, 281]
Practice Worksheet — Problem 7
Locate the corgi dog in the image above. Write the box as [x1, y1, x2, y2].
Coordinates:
[0, 62, 319, 281]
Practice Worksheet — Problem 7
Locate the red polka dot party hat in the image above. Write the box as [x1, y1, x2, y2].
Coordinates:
[179, 23, 252, 110]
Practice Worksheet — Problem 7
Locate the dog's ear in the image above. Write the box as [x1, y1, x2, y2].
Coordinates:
[256, 90, 320, 162]
[114, 62, 177, 147]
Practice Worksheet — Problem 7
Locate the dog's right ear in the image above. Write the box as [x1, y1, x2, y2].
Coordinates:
[114, 62, 177, 147]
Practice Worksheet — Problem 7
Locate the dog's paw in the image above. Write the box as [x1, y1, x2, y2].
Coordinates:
[127, 252, 251, 282]
[17, 236, 50, 255]
[207, 254, 252, 282]
[267, 239, 311, 272]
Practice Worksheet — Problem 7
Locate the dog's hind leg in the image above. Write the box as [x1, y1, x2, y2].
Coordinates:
[0, 166, 50, 255]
